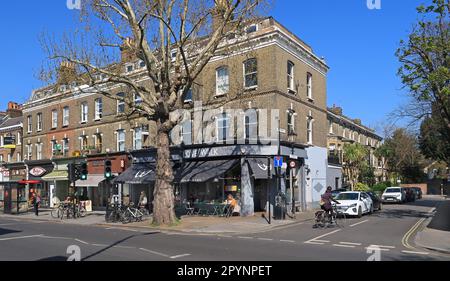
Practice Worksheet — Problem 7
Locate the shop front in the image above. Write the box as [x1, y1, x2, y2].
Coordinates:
[0, 182, 28, 214]
[25, 161, 54, 208]
[117, 143, 307, 218]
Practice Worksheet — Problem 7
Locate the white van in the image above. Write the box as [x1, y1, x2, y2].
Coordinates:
[382, 187, 405, 203]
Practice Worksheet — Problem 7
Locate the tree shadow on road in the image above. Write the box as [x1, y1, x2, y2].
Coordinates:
[0, 228, 21, 236]
[371, 208, 433, 220]
[81, 231, 160, 261]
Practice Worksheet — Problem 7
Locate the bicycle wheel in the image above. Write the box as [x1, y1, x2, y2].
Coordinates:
[78, 207, 87, 218]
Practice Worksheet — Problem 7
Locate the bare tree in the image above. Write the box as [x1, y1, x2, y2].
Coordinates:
[39, 0, 267, 225]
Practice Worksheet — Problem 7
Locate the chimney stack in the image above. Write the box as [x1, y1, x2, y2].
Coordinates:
[6, 102, 22, 118]
[58, 61, 77, 85]
[120, 38, 136, 63]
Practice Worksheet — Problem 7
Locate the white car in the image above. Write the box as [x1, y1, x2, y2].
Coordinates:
[381, 187, 406, 203]
[335, 191, 374, 218]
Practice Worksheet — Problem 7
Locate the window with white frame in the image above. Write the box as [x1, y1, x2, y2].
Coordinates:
[181, 120, 193, 145]
[216, 67, 229, 96]
[95, 134, 103, 152]
[95, 98, 103, 120]
[117, 93, 125, 114]
[244, 58, 258, 89]
[7, 154, 11, 162]
[51, 140, 60, 156]
[80, 136, 88, 151]
[63, 138, 69, 156]
[27, 115, 32, 133]
[117, 130, 125, 151]
[244, 114, 258, 142]
[36, 143, 42, 160]
[17, 153, 21, 162]
[51, 110, 58, 129]
[287, 110, 296, 135]
[183, 88, 193, 103]
[125, 64, 134, 73]
[0, 155, 3, 162]
[329, 121, 334, 134]
[306, 72, 313, 99]
[81, 102, 88, 123]
[134, 93, 143, 105]
[287, 61, 295, 92]
[27, 144, 33, 160]
[217, 113, 230, 142]
[17, 132, 21, 145]
[133, 127, 143, 150]
[63, 106, 70, 127]
[307, 116, 314, 145]
[37, 113, 43, 131]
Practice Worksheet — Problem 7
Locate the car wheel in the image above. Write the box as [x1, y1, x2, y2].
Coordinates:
[357, 206, 362, 218]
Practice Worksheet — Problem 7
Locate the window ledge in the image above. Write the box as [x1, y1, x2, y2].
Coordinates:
[288, 89, 296, 94]
[307, 98, 314, 102]
[215, 93, 227, 98]
[244, 86, 258, 92]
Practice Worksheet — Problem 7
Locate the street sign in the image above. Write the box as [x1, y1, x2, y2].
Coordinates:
[274, 156, 284, 168]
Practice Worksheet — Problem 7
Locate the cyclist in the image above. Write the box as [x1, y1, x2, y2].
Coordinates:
[320, 186, 340, 223]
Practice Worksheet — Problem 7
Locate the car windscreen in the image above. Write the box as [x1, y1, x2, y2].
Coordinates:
[385, 188, 401, 193]
[336, 193, 359, 200]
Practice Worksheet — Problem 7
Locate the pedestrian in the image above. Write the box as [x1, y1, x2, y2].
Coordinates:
[33, 193, 41, 216]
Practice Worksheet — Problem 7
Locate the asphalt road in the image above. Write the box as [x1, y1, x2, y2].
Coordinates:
[0, 197, 448, 261]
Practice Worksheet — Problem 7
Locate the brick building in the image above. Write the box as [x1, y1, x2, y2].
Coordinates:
[22, 17, 331, 214]
[327, 105, 386, 189]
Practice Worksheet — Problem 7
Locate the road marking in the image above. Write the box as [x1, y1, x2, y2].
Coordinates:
[75, 239, 89, 245]
[370, 245, 395, 249]
[366, 246, 390, 252]
[333, 244, 355, 248]
[305, 229, 341, 244]
[139, 247, 170, 258]
[170, 254, 191, 259]
[280, 240, 296, 243]
[350, 220, 368, 227]
[402, 250, 429, 255]
[257, 238, 273, 241]
[113, 245, 135, 249]
[339, 242, 362, 246]
[314, 240, 330, 243]
[0, 235, 43, 241]
[218, 235, 233, 238]
[304, 241, 325, 245]
[237, 236, 253, 240]
[92, 243, 109, 247]
[402, 217, 426, 250]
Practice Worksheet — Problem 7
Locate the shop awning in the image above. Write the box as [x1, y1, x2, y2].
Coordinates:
[75, 175, 105, 187]
[42, 170, 68, 181]
[247, 158, 273, 179]
[113, 163, 156, 184]
[178, 159, 239, 183]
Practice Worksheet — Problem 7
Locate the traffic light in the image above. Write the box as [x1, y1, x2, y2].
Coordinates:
[104, 160, 112, 179]
[68, 163, 77, 182]
[80, 162, 88, 181]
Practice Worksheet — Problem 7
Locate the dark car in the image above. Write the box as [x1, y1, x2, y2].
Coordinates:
[412, 187, 423, 199]
[405, 188, 416, 202]
[367, 191, 382, 211]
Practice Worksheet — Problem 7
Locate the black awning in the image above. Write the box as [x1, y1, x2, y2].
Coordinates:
[177, 159, 239, 183]
[113, 163, 156, 184]
[247, 158, 273, 179]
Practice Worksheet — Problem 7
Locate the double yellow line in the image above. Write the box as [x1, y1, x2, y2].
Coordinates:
[402, 217, 426, 249]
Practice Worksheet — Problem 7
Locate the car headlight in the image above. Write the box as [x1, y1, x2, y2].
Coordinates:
[349, 203, 357, 208]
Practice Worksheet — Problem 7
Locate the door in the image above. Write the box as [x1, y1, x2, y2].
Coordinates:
[360, 193, 371, 213]
[3, 185, 11, 214]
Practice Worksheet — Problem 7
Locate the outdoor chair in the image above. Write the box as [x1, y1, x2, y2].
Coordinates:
[185, 202, 195, 216]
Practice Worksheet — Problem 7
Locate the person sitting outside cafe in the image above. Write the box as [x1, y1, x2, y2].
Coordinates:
[224, 194, 239, 217]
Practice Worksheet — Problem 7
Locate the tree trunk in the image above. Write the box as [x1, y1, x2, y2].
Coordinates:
[152, 127, 177, 226]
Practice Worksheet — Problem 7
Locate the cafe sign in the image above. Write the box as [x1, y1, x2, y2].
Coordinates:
[29, 167, 47, 177]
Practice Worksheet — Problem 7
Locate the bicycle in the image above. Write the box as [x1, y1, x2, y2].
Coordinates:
[121, 203, 144, 224]
[313, 203, 345, 228]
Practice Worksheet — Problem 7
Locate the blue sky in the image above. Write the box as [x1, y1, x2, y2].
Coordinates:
[0, 0, 429, 133]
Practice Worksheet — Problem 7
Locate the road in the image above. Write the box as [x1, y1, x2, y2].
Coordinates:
[0, 197, 448, 261]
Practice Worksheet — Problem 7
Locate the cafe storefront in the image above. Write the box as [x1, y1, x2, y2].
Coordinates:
[115, 143, 307, 217]
[25, 160, 54, 208]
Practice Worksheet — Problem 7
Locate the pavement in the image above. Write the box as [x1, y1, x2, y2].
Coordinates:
[0, 196, 449, 261]
[414, 199, 450, 254]
[0, 209, 107, 225]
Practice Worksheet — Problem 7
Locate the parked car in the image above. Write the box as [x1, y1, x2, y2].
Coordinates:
[335, 191, 374, 218]
[405, 188, 416, 202]
[331, 188, 348, 199]
[382, 187, 406, 203]
[366, 191, 382, 211]
[411, 187, 423, 199]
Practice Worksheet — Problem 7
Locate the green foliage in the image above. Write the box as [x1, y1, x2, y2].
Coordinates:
[354, 183, 370, 192]
[360, 165, 376, 187]
[371, 183, 388, 192]
[419, 114, 450, 165]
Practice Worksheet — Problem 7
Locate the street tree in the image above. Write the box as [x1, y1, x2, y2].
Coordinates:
[39, 0, 266, 225]
[419, 112, 450, 165]
[342, 143, 369, 190]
